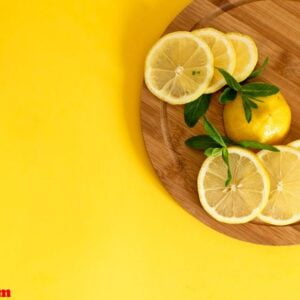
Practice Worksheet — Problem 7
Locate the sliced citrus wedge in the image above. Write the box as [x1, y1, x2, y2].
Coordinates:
[198, 147, 270, 224]
[288, 140, 300, 150]
[257, 146, 300, 225]
[144, 31, 214, 105]
[226, 32, 258, 82]
[193, 28, 236, 93]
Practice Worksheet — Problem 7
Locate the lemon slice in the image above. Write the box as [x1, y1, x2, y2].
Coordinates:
[257, 146, 300, 225]
[288, 140, 300, 150]
[193, 28, 236, 93]
[226, 32, 258, 82]
[144, 31, 214, 105]
[198, 147, 270, 224]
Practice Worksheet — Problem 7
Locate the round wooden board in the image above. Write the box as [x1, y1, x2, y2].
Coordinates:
[141, 0, 300, 245]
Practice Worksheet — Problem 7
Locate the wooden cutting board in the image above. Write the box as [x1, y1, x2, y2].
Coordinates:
[141, 0, 300, 245]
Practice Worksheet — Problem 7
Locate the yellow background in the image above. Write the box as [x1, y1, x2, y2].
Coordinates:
[0, 0, 299, 299]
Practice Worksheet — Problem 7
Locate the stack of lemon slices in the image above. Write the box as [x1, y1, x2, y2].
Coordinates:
[198, 143, 300, 225]
[145, 28, 258, 104]
[144, 28, 300, 226]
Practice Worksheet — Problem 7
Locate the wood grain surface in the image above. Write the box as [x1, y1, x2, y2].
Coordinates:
[141, 0, 300, 245]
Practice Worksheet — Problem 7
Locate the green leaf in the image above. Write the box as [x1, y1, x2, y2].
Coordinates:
[219, 87, 237, 104]
[241, 82, 280, 97]
[222, 136, 236, 146]
[247, 99, 258, 109]
[222, 148, 232, 186]
[203, 117, 226, 147]
[249, 57, 269, 79]
[204, 148, 223, 157]
[249, 96, 264, 103]
[185, 135, 233, 149]
[217, 68, 241, 91]
[241, 94, 252, 123]
[184, 94, 212, 127]
[185, 135, 220, 149]
[239, 140, 279, 152]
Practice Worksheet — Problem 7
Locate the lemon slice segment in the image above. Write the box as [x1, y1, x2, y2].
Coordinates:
[226, 32, 258, 82]
[288, 140, 300, 150]
[257, 146, 300, 225]
[193, 28, 236, 93]
[198, 147, 270, 224]
[145, 31, 214, 105]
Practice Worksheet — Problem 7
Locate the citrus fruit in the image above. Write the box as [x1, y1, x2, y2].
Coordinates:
[144, 31, 214, 105]
[198, 147, 270, 224]
[226, 32, 258, 82]
[193, 28, 236, 93]
[257, 146, 300, 225]
[288, 140, 300, 150]
[223, 92, 291, 144]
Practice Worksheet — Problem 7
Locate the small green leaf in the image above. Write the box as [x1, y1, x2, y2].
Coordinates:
[184, 94, 212, 127]
[185, 135, 220, 149]
[247, 99, 258, 109]
[203, 117, 226, 147]
[222, 136, 236, 146]
[239, 141, 279, 152]
[185, 135, 233, 149]
[241, 82, 280, 97]
[241, 94, 252, 123]
[249, 96, 264, 103]
[219, 87, 237, 104]
[217, 68, 241, 91]
[222, 148, 232, 186]
[249, 57, 269, 79]
[204, 148, 223, 157]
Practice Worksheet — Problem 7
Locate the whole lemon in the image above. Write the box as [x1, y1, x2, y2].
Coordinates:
[223, 92, 291, 144]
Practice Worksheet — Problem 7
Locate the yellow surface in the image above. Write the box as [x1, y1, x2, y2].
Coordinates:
[0, 0, 300, 299]
[224, 92, 291, 144]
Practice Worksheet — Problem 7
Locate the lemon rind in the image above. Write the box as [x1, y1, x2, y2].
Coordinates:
[288, 140, 300, 150]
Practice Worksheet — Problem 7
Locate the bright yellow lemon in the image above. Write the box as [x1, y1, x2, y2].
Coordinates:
[223, 92, 291, 144]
